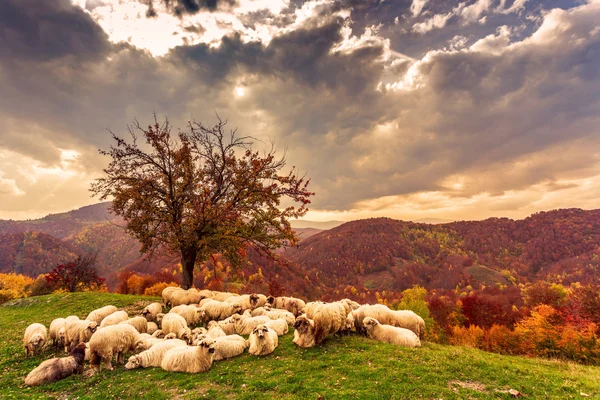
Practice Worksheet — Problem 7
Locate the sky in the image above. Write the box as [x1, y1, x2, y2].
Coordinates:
[0, 0, 599, 222]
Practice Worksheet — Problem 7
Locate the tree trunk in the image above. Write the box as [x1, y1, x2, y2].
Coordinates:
[181, 249, 197, 290]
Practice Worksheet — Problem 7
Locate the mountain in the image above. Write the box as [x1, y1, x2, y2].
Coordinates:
[290, 220, 344, 230]
[1, 204, 599, 299]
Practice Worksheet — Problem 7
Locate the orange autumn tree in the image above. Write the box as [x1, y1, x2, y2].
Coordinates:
[92, 115, 313, 289]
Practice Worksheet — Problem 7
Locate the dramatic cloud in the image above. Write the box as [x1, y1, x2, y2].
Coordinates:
[0, 0, 598, 222]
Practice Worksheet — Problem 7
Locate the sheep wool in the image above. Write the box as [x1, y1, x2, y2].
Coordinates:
[230, 314, 271, 336]
[88, 324, 142, 372]
[267, 296, 306, 317]
[49, 318, 67, 348]
[200, 335, 247, 361]
[161, 341, 215, 373]
[125, 339, 187, 369]
[264, 318, 289, 336]
[100, 310, 129, 327]
[248, 325, 278, 356]
[24, 342, 86, 386]
[141, 302, 163, 322]
[147, 321, 159, 335]
[363, 317, 421, 348]
[86, 305, 118, 325]
[64, 320, 97, 352]
[169, 304, 204, 327]
[119, 316, 148, 333]
[161, 313, 192, 343]
[312, 301, 350, 345]
[24, 323, 47, 357]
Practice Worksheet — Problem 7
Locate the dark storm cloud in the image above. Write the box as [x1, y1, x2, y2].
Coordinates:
[159, 0, 237, 15]
[0, 0, 111, 62]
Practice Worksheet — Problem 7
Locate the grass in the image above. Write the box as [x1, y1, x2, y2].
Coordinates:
[2, 293, 600, 399]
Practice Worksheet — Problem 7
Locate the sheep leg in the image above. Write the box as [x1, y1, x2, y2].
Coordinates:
[103, 358, 114, 371]
[116, 351, 125, 364]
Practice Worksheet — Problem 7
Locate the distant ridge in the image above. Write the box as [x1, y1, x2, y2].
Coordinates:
[290, 220, 344, 230]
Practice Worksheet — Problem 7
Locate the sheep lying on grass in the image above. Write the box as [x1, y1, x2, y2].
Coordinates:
[100, 310, 128, 328]
[293, 315, 316, 348]
[363, 317, 421, 348]
[263, 319, 289, 336]
[161, 341, 215, 373]
[230, 314, 271, 336]
[24, 342, 86, 386]
[141, 302, 162, 322]
[206, 321, 226, 338]
[265, 308, 296, 326]
[248, 325, 278, 356]
[64, 320, 97, 352]
[352, 304, 425, 338]
[200, 300, 242, 324]
[199, 335, 247, 361]
[125, 339, 187, 369]
[161, 313, 192, 343]
[24, 323, 47, 356]
[86, 305, 118, 325]
[224, 294, 254, 313]
[88, 325, 141, 372]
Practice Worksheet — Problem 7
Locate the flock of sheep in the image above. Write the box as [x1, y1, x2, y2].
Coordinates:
[22, 287, 425, 386]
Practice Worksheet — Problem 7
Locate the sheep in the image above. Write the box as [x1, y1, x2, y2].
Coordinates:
[293, 315, 316, 348]
[160, 341, 215, 373]
[125, 339, 187, 369]
[162, 286, 184, 307]
[249, 293, 268, 309]
[147, 322, 159, 335]
[24, 323, 47, 356]
[352, 304, 425, 338]
[134, 335, 165, 352]
[49, 318, 67, 348]
[341, 298, 361, 311]
[341, 312, 355, 335]
[230, 314, 271, 336]
[170, 289, 203, 307]
[263, 318, 289, 336]
[224, 294, 254, 312]
[169, 304, 205, 327]
[301, 301, 324, 318]
[24, 342, 86, 386]
[119, 316, 148, 333]
[64, 320, 97, 352]
[250, 306, 269, 317]
[312, 301, 351, 345]
[363, 317, 421, 348]
[199, 335, 247, 361]
[213, 318, 237, 335]
[65, 315, 80, 322]
[156, 313, 165, 327]
[88, 324, 142, 372]
[210, 291, 238, 302]
[267, 296, 306, 317]
[86, 305, 118, 325]
[141, 302, 163, 322]
[100, 310, 129, 327]
[248, 324, 278, 356]
[161, 313, 192, 343]
[200, 300, 242, 323]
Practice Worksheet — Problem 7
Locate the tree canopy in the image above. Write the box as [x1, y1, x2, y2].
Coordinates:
[91, 116, 313, 289]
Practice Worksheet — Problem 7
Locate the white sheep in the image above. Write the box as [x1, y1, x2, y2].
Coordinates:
[161, 313, 192, 343]
[147, 321, 159, 335]
[301, 301, 324, 318]
[363, 317, 421, 348]
[267, 296, 306, 317]
[161, 286, 184, 307]
[100, 310, 129, 327]
[65, 315, 80, 322]
[125, 339, 187, 369]
[224, 294, 254, 312]
[206, 321, 226, 338]
[199, 335, 248, 361]
[170, 289, 203, 307]
[265, 308, 296, 326]
[312, 301, 351, 345]
[85, 305, 118, 325]
[248, 324, 278, 356]
[293, 315, 316, 348]
[169, 304, 205, 327]
[141, 302, 163, 322]
[134, 335, 165, 352]
[200, 300, 242, 323]
[160, 341, 215, 373]
[88, 324, 142, 372]
[24, 323, 47, 356]
[24, 342, 86, 386]
[210, 291, 238, 302]
[119, 316, 148, 333]
[49, 318, 67, 348]
[230, 314, 271, 336]
[352, 304, 425, 338]
[63, 320, 97, 352]
[263, 318, 289, 336]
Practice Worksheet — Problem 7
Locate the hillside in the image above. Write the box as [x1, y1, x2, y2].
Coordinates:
[1, 292, 598, 399]
[1, 205, 600, 298]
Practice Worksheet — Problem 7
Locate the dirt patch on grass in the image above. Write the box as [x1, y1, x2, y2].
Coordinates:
[449, 380, 487, 393]
[122, 300, 154, 315]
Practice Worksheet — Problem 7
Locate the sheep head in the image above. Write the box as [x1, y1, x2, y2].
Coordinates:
[124, 355, 141, 370]
[252, 325, 270, 339]
[198, 338, 215, 354]
[362, 317, 379, 330]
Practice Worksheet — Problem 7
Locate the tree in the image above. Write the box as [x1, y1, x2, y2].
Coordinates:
[91, 115, 313, 289]
[45, 253, 105, 292]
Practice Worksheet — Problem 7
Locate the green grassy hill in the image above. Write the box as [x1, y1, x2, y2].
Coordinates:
[1, 293, 599, 399]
